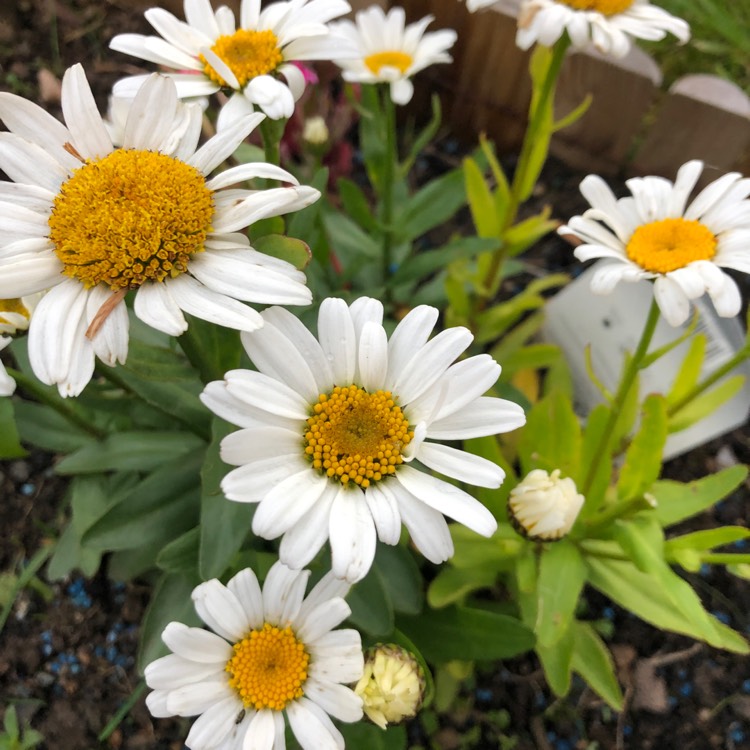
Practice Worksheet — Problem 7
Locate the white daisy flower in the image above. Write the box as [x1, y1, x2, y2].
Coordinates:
[516, 0, 689, 58]
[560, 160, 750, 327]
[508, 468, 584, 541]
[0, 64, 318, 397]
[145, 562, 364, 750]
[110, 0, 355, 126]
[0, 295, 42, 397]
[200, 297, 526, 582]
[329, 6, 457, 105]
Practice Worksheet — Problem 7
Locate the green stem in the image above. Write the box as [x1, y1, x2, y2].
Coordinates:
[479, 38, 570, 306]
[698, 552, 750, 565]
[259, 117, 285, 168]
[177, 326, 223, 385]
[581, 297, 661, 497]
[7, 367, 106, 439]
[0, 543, 55, 636]
[668, 344, 750, 417]
[380, 84, 397, 298]
[97, 681, 147, 741]
[579, 495, 655, 536]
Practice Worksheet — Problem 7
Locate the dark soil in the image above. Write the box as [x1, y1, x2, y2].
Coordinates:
[1, 1, 749, 749]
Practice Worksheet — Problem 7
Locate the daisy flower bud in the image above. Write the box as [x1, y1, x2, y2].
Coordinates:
[355, 644, 426, 729]
[508, 469, 584, 541]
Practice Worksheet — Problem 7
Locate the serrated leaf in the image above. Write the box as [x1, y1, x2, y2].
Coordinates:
[535, 540, 586, 647]
[652, 465, 748, 527]
[616, 394, 667, 502]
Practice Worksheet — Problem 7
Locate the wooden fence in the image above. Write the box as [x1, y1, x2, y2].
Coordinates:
[397, 0, 750, 182]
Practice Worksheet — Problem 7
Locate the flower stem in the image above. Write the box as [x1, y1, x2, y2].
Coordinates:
[259, 117, 286, 167]
[581, 297, 661, 497]
[7, 367, 106, 439]
[380, 84, 397, 298]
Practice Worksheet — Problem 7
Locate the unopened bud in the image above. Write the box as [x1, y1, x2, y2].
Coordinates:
[302, 116, 329, 146]
[354, 644, 425, 729]
[508, 468, 584, 541]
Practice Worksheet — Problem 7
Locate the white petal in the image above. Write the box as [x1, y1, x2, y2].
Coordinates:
[202, 381, 298, 430]
[227, 568, 265, 631]
[396, 465, 497, 537]
[295, 569, 351, 626]
[279, 482, 337, 569]
[243, 709, 276, 750]
[252, 471, 328, 539]
[206, 163, 299, 190]
[122, 74, 180, 151]
[394, 485, 453, 564]
[217, 91, 258, 132]
[303, 679, 362, 722]
[357, 321, 388, 392]
[222, 459, 310, 503]
[61, 64, 113, 160]
[185, 696, 239, 750]
[308, 630, 363, 684]
[167, 274, 264, 331]
[162, 622, 233, 663]
[427, 396, 526, 440]
[85, 285, 129, 367]
[145, 690, 172, 718]
[189, 113, 265, 175]
[318, 298, 356, 386]
[287, 698, 344, 750]
[219, 425, 302, 465]
[362, 482, 402, 545]
[329, 487, 377, 582]
[261, 561, 310, 625]
[295, 598, 351, 644]
[224, 369, 310, 420]
[0, 253, 64, 297]
[417, 442, 505, 488]
[134, 283, 188, 336]
[386, 305, 438, 385]
[245, 76, 295, 120]
[192, 579, 250, 642]
[167, 678, 236, 716]
[653, 275, 690, 326]
[145, 653, 224, 689]
[0, 132, 69, 191]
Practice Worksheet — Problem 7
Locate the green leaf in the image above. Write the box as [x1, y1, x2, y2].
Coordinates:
[666, 526, 750, 552]
[252, 234, 312, 271]
[503, 210, 558, 257]
[56, 430, 204, 474]
[157, 527, 200, 574]
[535, 540, 586, 648]
[180, 315, 242, 383]
[339, 723, 407, 750]
[137, 572, 201, 673]
[428, 566, 497, 608]
[667, 334, 706, 405]
[652, 465, 748, 527]
[571, 621, 623, 710]
[552, 93, 592, 132]
[374, 544, 423, 615]
[397, 606, 535, 663]
[390, 237, 498, 286]
[199, 419, 253, 579]
[48, 524, 101, 580]
[349, 566, 394, 637]
[537, 624, 573, 696]
[398, 169, 466, 241]
[498, 343, 561, 381]
[579, 403, 613, 516]
[616, 394, 667, 502]
[489, 311, 545, 371]
[0, 399, 26, 458]
[464, 156, 501, 237]
[451, 524, 523, 569]
[518, 389, 581, 478]
[337, 177, 378, 233]
[323, 211, 381, 264]
[286, 166, 328, 241]
[400, 93, 442, 176]
[669, 375, 745, 433]
[83, 449, 203, 551]
[13, 400, 93, 453]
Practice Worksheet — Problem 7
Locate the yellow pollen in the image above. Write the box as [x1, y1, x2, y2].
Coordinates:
[364, 51, 413, 76]
[201, 29, 283, 88]
[48, 149, 213, 291]
[557, 0, 634, 14]
[304, 385, 413, 488]
[625, 217, 717, 274]
[226, 623, 310, 711]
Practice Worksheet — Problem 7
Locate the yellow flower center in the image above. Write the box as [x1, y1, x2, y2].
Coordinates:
[304, 385, 413, 488]
[201, 29, 283, 88]
[557, 0, 635, 14]
[226, 623, 310, 711]
[364, 51, 413, 76]
[48, 149, 213, 291]
[625, 217, 717, 274]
